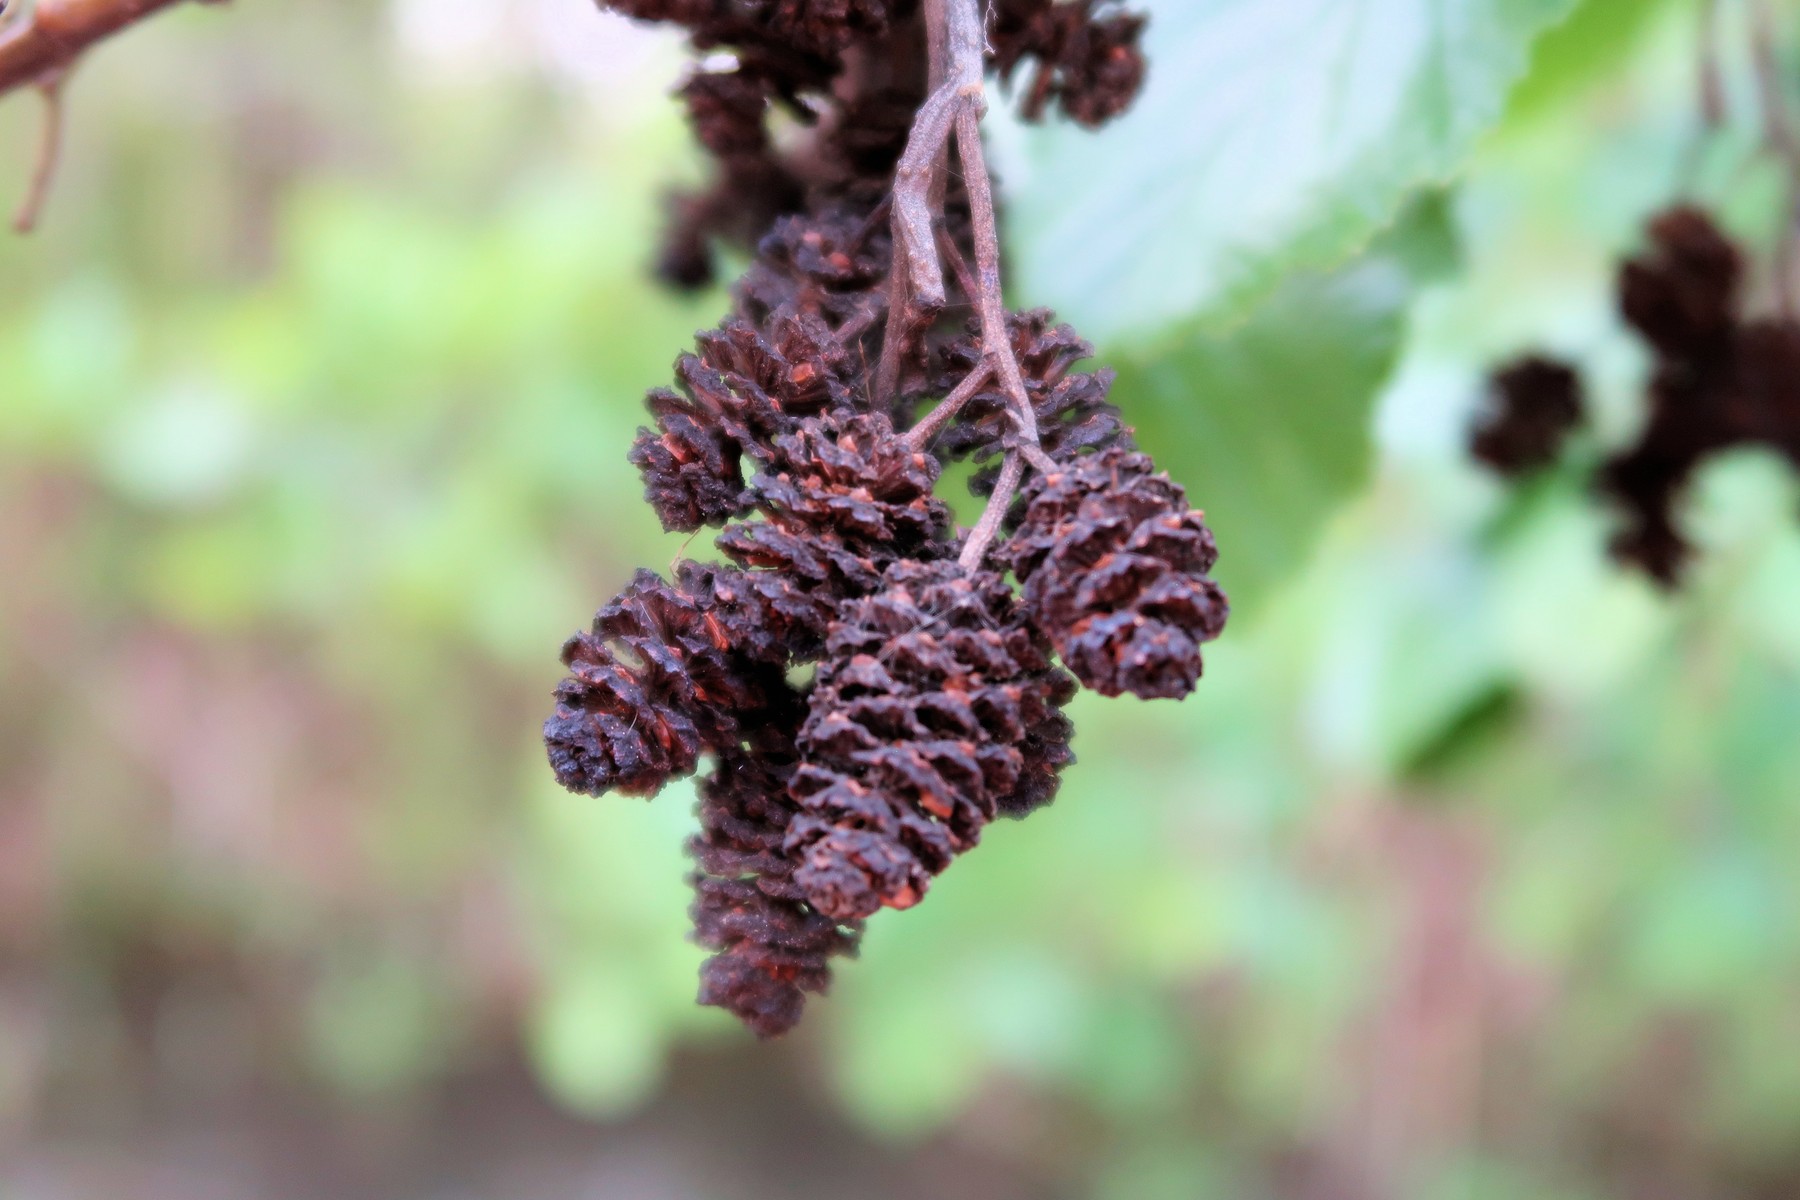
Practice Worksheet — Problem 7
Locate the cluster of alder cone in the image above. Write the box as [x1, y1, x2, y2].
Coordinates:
[543, 0, 1228, 1037]
[1474, 205, 1800, 586]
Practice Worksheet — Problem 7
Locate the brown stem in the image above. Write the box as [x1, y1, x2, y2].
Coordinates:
[889, 86, 959, 311]
[934, 220, 978, 305]
[874, 0, 991, 407]
[0, 0, 191, 95]
[12, 69, 65, 233]
[873, 82, 958, 407]
[1753, 0, 1799, 158]
[880, 0, 1046, 569]
[954, 102, 1039, 450]
[1016, 441, 1058, 476]
[958, 452, 1023, 570]
[901, 360, 992, 451]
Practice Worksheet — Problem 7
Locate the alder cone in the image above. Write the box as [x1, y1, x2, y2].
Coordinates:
[741, 206, 889, 323]
[544, 565, 782, 797]
[1598, 315, 1800, 586]
[989, 0, 1148, 127]
[1734, 320, 1800, 464]
[657, 65, 802, 289]
[1471, 355, 1585, 477]
[630, 314, 853, 532]
[1597, 207, 1760, 585]
[717, 412, 955, 654]
[1007, 448, 1227, 700]
[689, 719, 862, 1039]
[784, 561, 1076, 921]
[1619, 206, 1742, 359]
[1595, 370, 1725, 587]
[738, 205, 891, 337]
[551, 0, 1169, 1038]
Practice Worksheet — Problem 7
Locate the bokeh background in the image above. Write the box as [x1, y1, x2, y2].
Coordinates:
[4, 1, 1800, 1197]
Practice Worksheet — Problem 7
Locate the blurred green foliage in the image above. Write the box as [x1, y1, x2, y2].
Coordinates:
[2, 1, 1800, 1198]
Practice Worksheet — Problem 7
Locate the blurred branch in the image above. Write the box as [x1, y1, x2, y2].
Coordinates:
[11, 68, 64, 231]
[1751, 0, 1800, 315]
[0, 0, 195, 96]
[1699, 0, 1724, 129]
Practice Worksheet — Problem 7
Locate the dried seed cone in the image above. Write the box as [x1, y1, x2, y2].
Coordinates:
[739, 206, 890, 332]
[784, 561, 1077, 921]
[553, 0, 1164, 1039]
[689, 725, 862, 1039]
[544, 565, 781, 797]
[1599, 207, 1755, 586]
[1471, 355, 1585, 477]
[989, 0, 1148, 127]
[717, 411, 955, 653]
[1619, 206, 1742, 359]
[1007, 447, 1227, 700]
[630, 315, 852, 532]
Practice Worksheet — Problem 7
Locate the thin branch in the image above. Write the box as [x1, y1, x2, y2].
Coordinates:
[1677, 0, 1728, 194]
[887, 86, 959, 312]
[0, 0, 192, 96]
[934, 220, 978, 304]
[873, 0, 990, 407]
[1015, 439, 1058, 477]
[873, 82, 959, 405]
[958, 452, 1023, 570]
[833, 300, 882, 347]
[1699, 0, 1725, 129]
[1752, 0, 1800, 314]
[880, 0, 1048, 567]
[1753, 0, 1800, 162]
[954, 101, 1038, 450]
[901, 359, 992, 451]
[12, 69, 65, 233]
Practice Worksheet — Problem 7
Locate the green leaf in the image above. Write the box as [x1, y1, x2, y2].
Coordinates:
[1499, 0, 1677, 125]
[1113, 197, 1456, 616]
[1007, 0, 1580, 344]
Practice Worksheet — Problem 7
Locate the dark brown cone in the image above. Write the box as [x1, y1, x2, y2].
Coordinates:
[784, 561, 1077, 921]
[654, 67, 803, 288]
[1007, 447, 1227, 700]
[689, 704, 861, 1039]
[630, 314, 855, 532]
[544, 564, 783, 797]
[1597, 317, 1800, 587]
[1471, 355, 1585, 477]
[1735, 320, 1800, 465]
[1618, 205, 1743, 360]
[738, 205, 891, 334]
[681, 69, 772, 158]
[1596, 207, 1775, 587]
[716, 411, 955, 655]
[988, 0, 1148, 127]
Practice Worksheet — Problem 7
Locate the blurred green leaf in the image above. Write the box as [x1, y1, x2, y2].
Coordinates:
[1116, 198, 1457, 616]
[1399, 680, 1527, 782]
[1627, 853, 1783, 1004]
[527, 968, 666, 1119]
[1501, 0, 1678, 124]
[1010, 0, 1580, 343]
